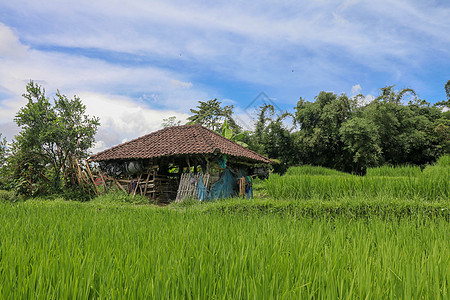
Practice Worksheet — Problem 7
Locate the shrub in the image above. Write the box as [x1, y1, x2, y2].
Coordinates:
[0, 190, 20, 203]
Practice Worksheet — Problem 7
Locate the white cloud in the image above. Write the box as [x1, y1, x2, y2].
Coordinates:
[170, 79, 193, 89]
[5, 0, 449, 80]
[80, 92, 190, 151]
[350, 84, 375, 106]
[1, 0, 449, 149]
[0, 23, 28, 58]
[351, 84, 362, 96]
[0, 22, 200, 148]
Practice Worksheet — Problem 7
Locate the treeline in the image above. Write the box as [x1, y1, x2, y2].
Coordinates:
[188, 83, 450, 174]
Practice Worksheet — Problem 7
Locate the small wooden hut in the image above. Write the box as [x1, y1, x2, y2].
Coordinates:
[89, 124, 271, 203]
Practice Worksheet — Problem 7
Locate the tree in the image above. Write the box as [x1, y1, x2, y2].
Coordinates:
[0, 134, 8, 189]
[162, 116, 182, 128]
[221, 119, 248, 147]
[340, 117, 381, 174]
[435, 80, 450, 108]
[362, 86, 445, 166]
[13, 81, 100, 195]
[0, 133, 6, 168]
[294, 92, 356, 171]
[246, 104, 297, 173]
[187, 99, 240, 133]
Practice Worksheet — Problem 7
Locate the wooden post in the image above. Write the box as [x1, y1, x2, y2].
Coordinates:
[98, 170, 107, 191]
[84, 160, 99, 195]
[143, 172, 151, 196]
[74, 157, 84, 183]
[238, 177, 246, 198]
[132, 174, 142, 197]
[186, 156, 191, 173]
[112, 177, 127, 193]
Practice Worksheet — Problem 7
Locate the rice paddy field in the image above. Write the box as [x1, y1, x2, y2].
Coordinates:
[0, 156, 449, 299]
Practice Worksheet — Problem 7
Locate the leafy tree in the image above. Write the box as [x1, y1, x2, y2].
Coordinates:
[221, 119, 248, 147]
[187, 99, 240, 133]
[435, 80, 450, 108]
[340, 117, 381, 174]
[294, 92, 356, 171]
[0, 134, 9, 189]
[245, 104, 297, 173]
[0, 134, 6, 168]
[363, 87, 445, 166]
[13, 81, 100, 195]
[261, 118, 297, 173]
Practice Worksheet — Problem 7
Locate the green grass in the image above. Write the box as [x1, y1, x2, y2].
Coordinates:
[285, 165, 350, 176]
[1, 158, 449, 298]
[264, 159, 449, 201]
[366, 165, 423, 177]
[437, 155, 450, 167]
[0, 200, 448, 299]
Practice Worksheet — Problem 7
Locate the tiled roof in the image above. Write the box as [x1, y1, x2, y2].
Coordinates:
[89, 124, 271, 164]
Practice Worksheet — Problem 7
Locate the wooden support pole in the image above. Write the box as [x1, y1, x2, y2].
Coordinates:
[112, 177, 127, 193]
[186, 156, 191, 173]
[84, 160, 99, 195]
[98, 170, 107, 191]
[152, 170, 156, 200]
[133, 174, 142, 197]
[74, 157, 83, 183]
[143, 172, 151, 196]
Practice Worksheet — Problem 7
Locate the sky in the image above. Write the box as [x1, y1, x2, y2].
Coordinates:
[0, 0, 449, 152]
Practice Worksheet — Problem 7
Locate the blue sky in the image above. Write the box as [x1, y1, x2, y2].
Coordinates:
[0, 0, 449, 151]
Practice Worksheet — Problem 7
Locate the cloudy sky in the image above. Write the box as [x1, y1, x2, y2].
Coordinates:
[1, 0, 449, 152]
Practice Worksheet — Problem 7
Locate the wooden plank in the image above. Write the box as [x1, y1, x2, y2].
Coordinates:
[99, 170, 107, 191]
[112, 177, 127, 193]
[143, 173, 151, 196]
[132, 174, 142, 197]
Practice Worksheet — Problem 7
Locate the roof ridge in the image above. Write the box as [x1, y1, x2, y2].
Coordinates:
[89, 124, 271, 163]
[90, 124, 200, 159]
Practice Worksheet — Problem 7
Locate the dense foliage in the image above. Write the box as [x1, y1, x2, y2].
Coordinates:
[187, 98, 241, 133]
[4, 81, 99, 196]
[191, 84, 449, 174]
[0, 134, 8, 189]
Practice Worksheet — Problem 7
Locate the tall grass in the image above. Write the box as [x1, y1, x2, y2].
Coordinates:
[366, 165, 422, 177]
[0, 200, 448, 299]
[437, 155, 450, 167]
[285, 165, 350, 176]
[265, 160, 449, 201]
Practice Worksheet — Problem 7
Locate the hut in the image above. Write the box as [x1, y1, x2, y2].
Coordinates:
[89, 124, 271, 203]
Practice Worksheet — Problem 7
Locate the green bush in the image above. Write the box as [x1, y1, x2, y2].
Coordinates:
[0, 190, 20, 203]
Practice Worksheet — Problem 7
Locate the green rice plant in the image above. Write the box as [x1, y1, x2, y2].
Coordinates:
[91, 191, 156, 206]
[264, 172, 449, 201]
[437, 155, 450, 167]
[0, 201, 448, 299]
[285, 165, 350, 176]
[366, 165, 423, 177]
[201, 197, 450, 220]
